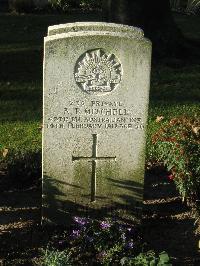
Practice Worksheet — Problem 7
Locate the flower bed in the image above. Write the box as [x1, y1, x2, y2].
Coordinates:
[39, 216, 171, 265]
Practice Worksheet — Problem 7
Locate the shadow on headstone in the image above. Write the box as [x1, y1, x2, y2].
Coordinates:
[42, 175, 143, 225]
[42, 22, 151, 225]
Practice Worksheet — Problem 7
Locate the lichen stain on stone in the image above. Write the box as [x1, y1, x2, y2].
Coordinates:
[73, 161, 90, 186]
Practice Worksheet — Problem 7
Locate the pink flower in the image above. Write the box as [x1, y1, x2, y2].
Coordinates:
[168, 174, 175, 180]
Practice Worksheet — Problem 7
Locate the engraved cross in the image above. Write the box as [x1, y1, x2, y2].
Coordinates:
[72, 134, 116, 202]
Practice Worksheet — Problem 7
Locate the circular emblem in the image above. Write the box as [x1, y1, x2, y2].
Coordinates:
[74, 49, 122, 95]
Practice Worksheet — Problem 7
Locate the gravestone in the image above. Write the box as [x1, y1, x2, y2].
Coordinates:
[48, 22, 144, 36]
[42, 22, 151, 225]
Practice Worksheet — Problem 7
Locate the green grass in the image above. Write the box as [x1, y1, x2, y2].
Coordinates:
[147, 60, 200, 159]
[174, 13, 200, 40]
[0, 12, 101, 155]
[0, 12, 199, 168]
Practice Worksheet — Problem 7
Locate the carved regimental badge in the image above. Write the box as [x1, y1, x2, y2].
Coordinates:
[74, 49, 122, 95]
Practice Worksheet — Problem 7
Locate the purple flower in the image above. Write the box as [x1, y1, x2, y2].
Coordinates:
[73, 216, 88, 226]
[100, 221, 111, 230]
[127, 227, 132, 232]
[71, 229, 81, 238]
[126, 241, 134, 249]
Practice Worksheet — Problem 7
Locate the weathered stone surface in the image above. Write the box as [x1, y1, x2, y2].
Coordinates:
[48, 22, 144, 38]
[43, 22, 151, 225]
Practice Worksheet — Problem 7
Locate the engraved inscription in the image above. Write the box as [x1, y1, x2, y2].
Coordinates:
[74, 49, 122, 95]
[46, 100, 145, 130]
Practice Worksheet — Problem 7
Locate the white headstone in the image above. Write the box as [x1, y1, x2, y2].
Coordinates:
[42, 22, 152, 225]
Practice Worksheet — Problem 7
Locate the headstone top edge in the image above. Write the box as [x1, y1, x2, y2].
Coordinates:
[47, 21, 144, 37]
[44, 30, 150, 44]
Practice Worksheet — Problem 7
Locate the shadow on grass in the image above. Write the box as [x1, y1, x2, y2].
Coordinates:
[0, 48, 42, 82]
[143, 166, 199, 264]
[0, 151, 42, 192]
[0, 167, 199, 265]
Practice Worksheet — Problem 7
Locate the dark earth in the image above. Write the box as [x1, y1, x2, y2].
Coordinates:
[0, 165, 199, 265]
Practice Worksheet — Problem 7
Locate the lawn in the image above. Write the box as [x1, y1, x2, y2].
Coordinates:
[0, 12, 102, 155]
[0, 11, 199, 195]
[0, 11, 200, 265]
[1, 12, 199, 167]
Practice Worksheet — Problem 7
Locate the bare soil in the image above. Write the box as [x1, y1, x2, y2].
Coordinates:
[0, 167, 199, 265]
[143, 166, 200, 265]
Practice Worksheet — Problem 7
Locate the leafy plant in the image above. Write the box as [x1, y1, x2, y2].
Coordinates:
[48, 0, 70, 11]
[40, 248, 72, 266]
[170, 0, 200, 14]
[9, 0, 35, 13]
[40, 217, 173, 264]
[0, 149, 41, 191]
[47, 217, 142, 264]
[186, 0, 200, 14]
[70, 217, 142, 264]
[48, 0, 102, 11]
[170, 0, 182, 10]
[152, 116, 200, 205]
[120, 251, 172, 266]
[80, 0, 102, 9]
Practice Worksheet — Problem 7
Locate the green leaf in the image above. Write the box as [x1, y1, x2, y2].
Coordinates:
[158, 251, 172, 265]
